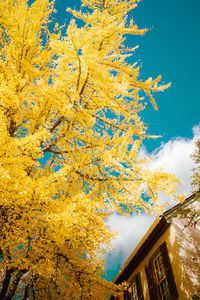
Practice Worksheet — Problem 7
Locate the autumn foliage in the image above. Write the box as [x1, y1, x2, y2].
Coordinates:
[0, 0, 182, 298]
[192, 139, 200, 192]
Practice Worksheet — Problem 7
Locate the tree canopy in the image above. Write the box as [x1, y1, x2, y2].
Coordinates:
[0, 0, 183, 298]
[192, 139, 200, 193]
[186, 138, 200, 227]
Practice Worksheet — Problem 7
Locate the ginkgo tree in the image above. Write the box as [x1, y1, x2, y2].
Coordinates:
[186, 138, 200, 227]
[192, 139, 200, 193]
[0, 0, 183, 298]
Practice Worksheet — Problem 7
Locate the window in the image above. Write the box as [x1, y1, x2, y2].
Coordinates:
[153, 253, 170, 300]
[126, 273, 144, 300]
[131, 282, 139, 300]
[145, 242, 178, 300]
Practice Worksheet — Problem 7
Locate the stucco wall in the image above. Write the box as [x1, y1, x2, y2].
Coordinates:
[170, 200, 200, 299]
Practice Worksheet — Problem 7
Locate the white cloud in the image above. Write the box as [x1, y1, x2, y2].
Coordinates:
[150, 124, 200, 196]
[105, 124, 200, 279]
[106, 213, 156, 264]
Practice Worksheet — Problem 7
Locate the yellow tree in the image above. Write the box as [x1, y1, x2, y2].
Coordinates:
[185, 138, 200, 227]
[0, 0, 182, 298]
[192, 139, 200, 193]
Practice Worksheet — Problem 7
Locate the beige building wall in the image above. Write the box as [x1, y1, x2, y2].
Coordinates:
[169, 201, 200, 299]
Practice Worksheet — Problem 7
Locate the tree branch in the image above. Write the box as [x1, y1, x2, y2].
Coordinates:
[56, 252, 69, 263]
[49, 116, 64, 133]
[71, 37, 82, 91]
[79, 71, 89, 98]
[93, 115, 127, 132]
[75, 170, 141, 182]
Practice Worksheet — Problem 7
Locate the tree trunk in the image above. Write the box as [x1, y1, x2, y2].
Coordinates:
[5, 269, 28, 300]
[0, 267, 15, 300]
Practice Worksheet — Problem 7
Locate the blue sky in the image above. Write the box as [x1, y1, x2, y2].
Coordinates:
[132, 0, 200, 151]
[52, 0, 200, 281]
[54, 0, 200, 151]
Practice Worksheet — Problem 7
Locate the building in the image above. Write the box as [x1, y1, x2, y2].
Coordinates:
[112, 194, 200, 300]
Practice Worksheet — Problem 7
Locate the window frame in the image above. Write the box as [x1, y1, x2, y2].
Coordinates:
[153, 252, 171, 299]
[131, 281, 138, 300]
[145, 242, 178, 300]
[128, 272, 144, 300]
